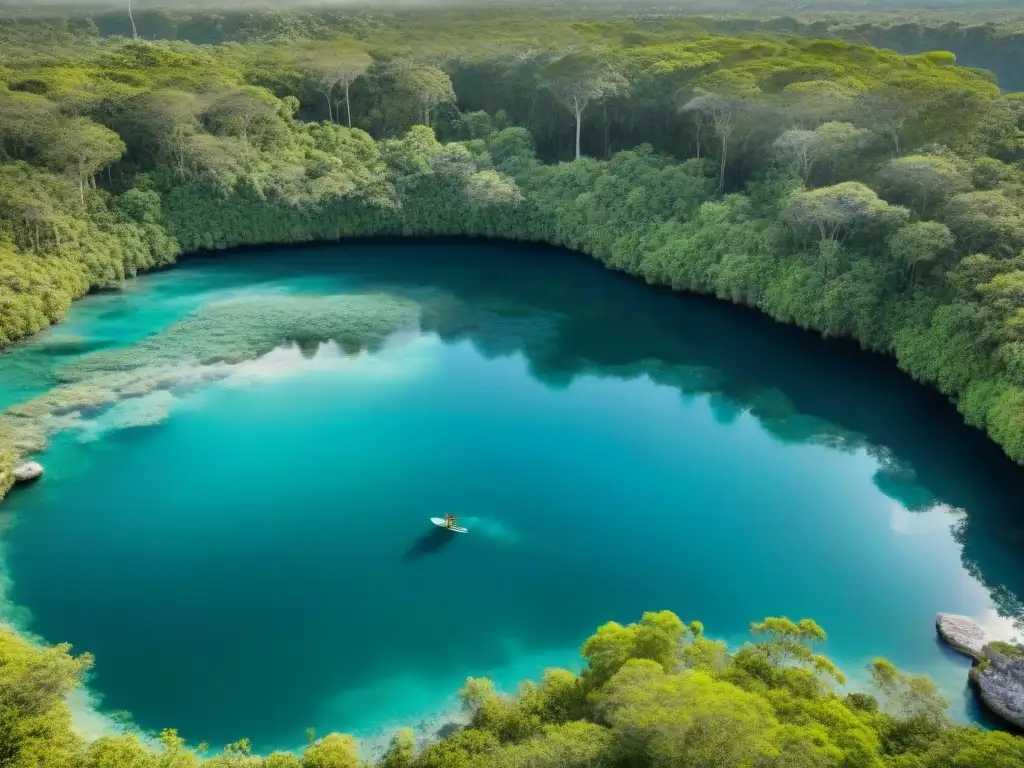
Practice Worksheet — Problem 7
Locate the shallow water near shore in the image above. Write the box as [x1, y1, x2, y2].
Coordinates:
[1, 241, 1023, 752]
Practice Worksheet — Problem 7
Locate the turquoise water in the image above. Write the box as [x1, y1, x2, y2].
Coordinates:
[1, 241, 1023, 753]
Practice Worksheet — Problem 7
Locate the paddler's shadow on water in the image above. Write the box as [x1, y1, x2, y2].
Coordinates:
[401, 527, 460, 562]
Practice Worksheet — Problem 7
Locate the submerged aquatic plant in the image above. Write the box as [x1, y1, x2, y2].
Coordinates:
[58, 293, 419, 379]
[0, 293, 420, 503]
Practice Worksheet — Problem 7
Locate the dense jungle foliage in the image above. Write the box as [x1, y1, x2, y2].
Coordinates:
[5, 610, 1024, 768]
[1, 3, 1024, 487]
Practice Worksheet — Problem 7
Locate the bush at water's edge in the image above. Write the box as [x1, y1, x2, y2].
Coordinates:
[5, 611, 1024, 767]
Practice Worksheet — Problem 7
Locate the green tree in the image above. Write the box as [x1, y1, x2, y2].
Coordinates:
[875, 155, 973, 217]
[597, 661, 783, 768]
[0, 629, 90, 768]
[379, 728, 415, 768]
[202, 87, 286, 153]
[0, 88, 59, 159]
[266, 753, 302, 768]
[499, 721, 614, 768]
[301, 51, 372, 127]
[783, 182, 910, 247]
[773, 129, 820, 182]
[888, 221, 956, 285]
[391, 62, 456, 129]
[466, 169, 522, 209]
[301, 734, 360, 768]
[542, 52, 627, 160]
[40, 118, 125, 201]
[119, 90, 203, 177]
[812, 121, 872, 183]
[682, 71, 761, 193]
[943, 190, 1024, 257]
[84, 735, 157, 768]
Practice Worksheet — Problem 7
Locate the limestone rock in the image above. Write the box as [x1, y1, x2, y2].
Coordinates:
[975, 642, 1024, 732]
[936, 613, 988, 660]
[13, 461, 43, 483]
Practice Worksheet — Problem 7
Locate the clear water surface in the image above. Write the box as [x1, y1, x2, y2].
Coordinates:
[1, 241, 1022, 753]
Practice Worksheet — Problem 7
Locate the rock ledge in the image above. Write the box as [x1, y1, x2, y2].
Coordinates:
[936, 613, 988, 660]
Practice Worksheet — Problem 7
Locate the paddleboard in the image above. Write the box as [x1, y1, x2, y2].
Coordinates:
[430, 517, 468, 533]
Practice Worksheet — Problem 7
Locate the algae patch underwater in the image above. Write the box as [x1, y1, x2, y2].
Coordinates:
[0, 292, 420, 502]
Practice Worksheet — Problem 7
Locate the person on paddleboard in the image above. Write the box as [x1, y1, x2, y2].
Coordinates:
[444, 513, 458, 529]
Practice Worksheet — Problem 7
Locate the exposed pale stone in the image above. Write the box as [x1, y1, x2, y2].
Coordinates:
[936, 613, 988, 660]
[13, 461, 43, 483]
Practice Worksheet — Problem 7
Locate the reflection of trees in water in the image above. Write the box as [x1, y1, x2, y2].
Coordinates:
[334, 243, 1024, 625]
[18, 243, 1018, 623]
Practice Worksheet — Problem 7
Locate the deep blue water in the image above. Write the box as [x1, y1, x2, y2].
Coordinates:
[1, 242, 1022, 753]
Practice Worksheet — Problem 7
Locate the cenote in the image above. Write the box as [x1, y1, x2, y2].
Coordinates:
[1, 240, 1023, 753]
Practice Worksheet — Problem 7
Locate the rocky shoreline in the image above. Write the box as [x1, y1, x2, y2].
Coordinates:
[936, 613, 1024, 732]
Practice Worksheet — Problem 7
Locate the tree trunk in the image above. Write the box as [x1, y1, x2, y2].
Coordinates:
[128, 0, 138, 39]
[323, 90, 333, 123]
[574, 99, 582, 160]
[889, 124, 901, 155]
[718, 135, 728, 194]
[802, 157, 814, 183]
[345, 81, 352, 128]
[603, 102, 610, 159]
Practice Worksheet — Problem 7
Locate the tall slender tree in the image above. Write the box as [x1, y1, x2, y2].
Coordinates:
[682, 72, 761, 194]
[127, 0, 138, 39]
[542, 52, 627, 160]
[301, 51, 372, 126]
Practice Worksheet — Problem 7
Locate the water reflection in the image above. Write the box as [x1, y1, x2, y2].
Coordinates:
[323, 242, 1024, 630]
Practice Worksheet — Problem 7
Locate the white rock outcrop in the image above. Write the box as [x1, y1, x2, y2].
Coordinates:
[13, 461, 43, 483]
[936, 613, 988, 660]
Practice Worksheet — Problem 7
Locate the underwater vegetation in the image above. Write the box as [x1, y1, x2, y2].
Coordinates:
[0, 293, 419, 492]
